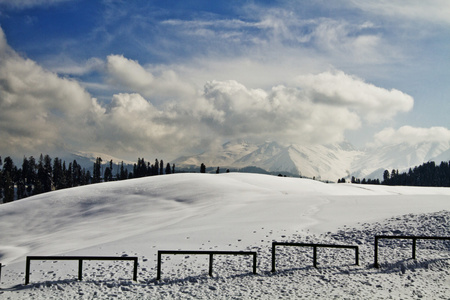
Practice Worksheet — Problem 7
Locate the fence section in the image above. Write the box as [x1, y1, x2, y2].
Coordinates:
[25, 256, 138, 284]
[156, 250, 257, 280]
[374, 235, 450, 267]
[271, 242, 359, 272]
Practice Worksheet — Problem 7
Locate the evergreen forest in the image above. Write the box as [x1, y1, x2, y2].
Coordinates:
[1, 154, 449, 204]
[0, 155, 174, 203]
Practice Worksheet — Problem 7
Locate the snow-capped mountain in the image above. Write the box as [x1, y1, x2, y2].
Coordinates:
[351, 141, 450, 180]
[60, 151, 135, 171]
[173, 140, 450, 181]
[172, 140, 259, 168]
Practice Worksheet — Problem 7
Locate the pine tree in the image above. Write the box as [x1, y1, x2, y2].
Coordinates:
[53, 157, 63, 189]
[16, 167, 26, 200]
[43, 154, 53, 192]
[165, 163, 172, 174]
[66, 162, 73, 187]
[120, 161, 127, 180]
[26, 156, 36, 195]
[104, 167, 112, 182]
[93, 157, 102, 183]
[200, 163, 206, 173]
[382, 170, 390, 184]
[154, 159, 159, 175]
[2, 157, 15, 202]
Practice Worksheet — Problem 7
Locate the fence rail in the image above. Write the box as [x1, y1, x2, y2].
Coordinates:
[156, 250, 257, 280]
[374, 235, 450, 267]
[25, 256, 138, 284]
[271, 242, 359, 272]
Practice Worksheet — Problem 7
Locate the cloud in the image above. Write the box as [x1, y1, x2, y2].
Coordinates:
[48, 57, 104, 76]
[0, 26, 436, 161]
[184, 79, 362, 145]
[0, 27, 102, 155]
[350, 0, 450, 25]
[309, 19, 390, 64]
[160, 8, 392, 67]
[106, 55, 196, 103]
[0, 0, 72, 9]
[372, 126, 450, 147]
[295, 71, 414, 123]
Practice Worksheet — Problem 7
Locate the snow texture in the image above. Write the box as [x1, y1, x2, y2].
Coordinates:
[0, 173, 449, 299]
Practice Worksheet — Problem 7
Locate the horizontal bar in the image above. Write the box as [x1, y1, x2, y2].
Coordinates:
[375, 235, 450, 240]
[26, 256, 138, 261]
[273, 242, 358, 249]
[271, 242, 359, 272]
[374, 235, 450, 268]
[25, 256, 138, 284]
[158, 250, 256, 255]
[157, 250, 257, 280]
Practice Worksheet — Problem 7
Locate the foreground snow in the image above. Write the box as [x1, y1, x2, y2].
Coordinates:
[0, 173, 449, 299]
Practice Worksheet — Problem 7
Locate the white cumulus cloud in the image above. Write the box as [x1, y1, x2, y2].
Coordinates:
[0, 27, 102, 155]
[106, 55, 196, 103]
[295, 71, 414, 123]
[372, 126, 450, 147]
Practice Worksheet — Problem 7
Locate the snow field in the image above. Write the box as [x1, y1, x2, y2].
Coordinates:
[0, 173, 449, 299]
[2, 211, 449, 299]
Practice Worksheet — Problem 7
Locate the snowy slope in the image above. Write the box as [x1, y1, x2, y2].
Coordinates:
[0, 173, 449, 299]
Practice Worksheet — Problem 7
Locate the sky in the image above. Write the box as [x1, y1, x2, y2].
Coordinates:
[0, 0, 449, 162]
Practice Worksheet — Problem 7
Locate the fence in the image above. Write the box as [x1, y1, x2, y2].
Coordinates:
[374, 235, 450, 267]
[156, 250, 257, 280]
[271, 242, 359, 272]
[17, 235, 450, 285]
[25, 256, 138, 284]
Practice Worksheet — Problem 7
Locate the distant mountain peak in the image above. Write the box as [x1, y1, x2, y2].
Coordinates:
[173, 139, 450, 181]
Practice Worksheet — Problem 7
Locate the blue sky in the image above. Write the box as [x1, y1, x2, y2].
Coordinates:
[0, 0, 449, 161]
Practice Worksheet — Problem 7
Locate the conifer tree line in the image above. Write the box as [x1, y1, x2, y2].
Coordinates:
[0, 155, 175, 203]
[339, 161, 450, 187]
[381, 161, 450, 187]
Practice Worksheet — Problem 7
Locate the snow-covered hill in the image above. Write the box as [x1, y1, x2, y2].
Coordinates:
[0, 173, 449, 299]
[174, 140, 450, 181]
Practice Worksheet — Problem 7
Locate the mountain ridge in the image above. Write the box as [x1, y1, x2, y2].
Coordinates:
[173, 140, 450, 181]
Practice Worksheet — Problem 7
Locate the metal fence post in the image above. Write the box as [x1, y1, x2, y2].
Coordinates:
[355, 247, 359, 265]
[412, 238, 417, 260]
[156, 252, 162, 280]
[253, 253, 257, 274]
[78, 259, 83, 281]
[271, 242, 276, 272]
[374, 236, 379, 268]
[133, 257, 138, 281]
[25, 257, 31, 284]
[313, 246, 317, 268]
[209, 254, 214, 276]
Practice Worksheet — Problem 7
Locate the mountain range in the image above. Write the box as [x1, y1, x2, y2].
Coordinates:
[172, 140, 450, 181]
